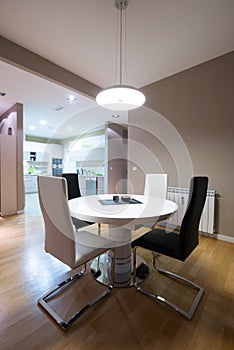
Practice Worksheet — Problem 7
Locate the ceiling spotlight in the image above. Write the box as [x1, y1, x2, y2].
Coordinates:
[40, 120, 47, 125]
[0, 91, 7, 97]
[54, 105, 64, 111]
[67, 95, 78, 103]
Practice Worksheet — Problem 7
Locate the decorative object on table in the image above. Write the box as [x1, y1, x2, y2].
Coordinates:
[113, 195, 119, 202]
[121, 195, 131, 203]
[99, 197, 142, 205]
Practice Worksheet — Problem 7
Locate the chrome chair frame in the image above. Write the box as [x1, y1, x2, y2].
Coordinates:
[38, 250, 115, 331]
[37, 175, 116, 331]
[132, 249, 204, 320]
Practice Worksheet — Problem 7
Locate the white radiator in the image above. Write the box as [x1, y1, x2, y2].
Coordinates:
[162, 187, 216, 234]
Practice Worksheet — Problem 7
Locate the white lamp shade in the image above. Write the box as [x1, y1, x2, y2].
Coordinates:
[96, 85, 146, 111]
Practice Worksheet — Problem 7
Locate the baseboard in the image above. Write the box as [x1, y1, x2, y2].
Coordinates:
[200, 231, 234, 244]
[17, 210, 24, 214]
[214, 234, 234, 243]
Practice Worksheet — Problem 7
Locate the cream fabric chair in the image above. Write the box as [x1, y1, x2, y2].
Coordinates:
[37, 176, 115, 331]
[139, 173, 168, 229]
[144, 173, 168, 198]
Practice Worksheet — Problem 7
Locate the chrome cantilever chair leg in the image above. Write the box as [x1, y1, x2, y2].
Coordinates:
[132, 248, 204, 320]
[38, 250, 115, 331]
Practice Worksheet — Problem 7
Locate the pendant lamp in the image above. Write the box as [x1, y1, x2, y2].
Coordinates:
[96, 0, 145, 111]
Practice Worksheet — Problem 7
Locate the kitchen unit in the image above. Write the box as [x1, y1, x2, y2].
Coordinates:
[24, 174, 38, 194]
[24, 140, 63, 176]
[67, 133, 105, 180]
[78, 175, 104, 196]
[52, 158, 63, 176]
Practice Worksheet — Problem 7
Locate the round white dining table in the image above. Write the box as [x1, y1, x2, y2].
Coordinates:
[69, 194, 178, 287]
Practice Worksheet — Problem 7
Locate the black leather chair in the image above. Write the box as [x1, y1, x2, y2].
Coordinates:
[62, 173, 101, 233]
[131, 176, 208, 319]
[62, 173, 82, 200]
[62, 173, 90, 230]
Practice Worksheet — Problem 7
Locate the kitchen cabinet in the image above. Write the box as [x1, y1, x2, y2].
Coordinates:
[24, 141, 63, 159]
[78, 176, 104, 196]
[24, 175, 38, 193]
[24, 150, 49, 162]
[69, 147, 104, 162]
[97, 176, 104, 194]
[50, 143, 63, 158]
[24, 141, 63, 175]
[67, 134, 105, 176]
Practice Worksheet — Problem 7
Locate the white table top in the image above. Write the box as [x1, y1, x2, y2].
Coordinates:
[69, 194, 178, 227]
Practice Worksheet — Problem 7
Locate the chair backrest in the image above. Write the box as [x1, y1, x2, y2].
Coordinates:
[38, 176, 76, 268]
[62, 173, 81, 200]
[144, 173, 168, 198]
[179, 176, 208, 259]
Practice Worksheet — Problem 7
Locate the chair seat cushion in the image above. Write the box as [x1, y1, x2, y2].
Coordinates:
[131, 228, 184, 261]
[74, 231, 115, 268]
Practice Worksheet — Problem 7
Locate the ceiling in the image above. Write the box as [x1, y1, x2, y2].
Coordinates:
[0, 0, 233, 139]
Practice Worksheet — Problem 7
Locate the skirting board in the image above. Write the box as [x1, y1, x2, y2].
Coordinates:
[200, 232, 234, 244]
[17, 210, 24, 214]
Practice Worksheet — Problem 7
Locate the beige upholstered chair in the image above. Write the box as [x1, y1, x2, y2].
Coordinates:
[37, 176, 115, 330]
[138, 173, 168, 229]
[144, 173, 168, 198]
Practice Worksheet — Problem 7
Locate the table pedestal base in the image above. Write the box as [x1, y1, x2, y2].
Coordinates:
[90, 253, 149, 288]
[91, 224, 149, 287]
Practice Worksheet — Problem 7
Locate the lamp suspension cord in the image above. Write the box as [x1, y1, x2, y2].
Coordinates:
[119, 1, 123, 85]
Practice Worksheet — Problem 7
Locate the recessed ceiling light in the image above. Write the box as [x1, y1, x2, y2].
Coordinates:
[40, 120, 47, 125]
[112, 114, 120, 118]
[54, 105, 64, 111]
[0, 91, 7, 97]
[67, 95, 78, 103]
[29, 125, 35, 130]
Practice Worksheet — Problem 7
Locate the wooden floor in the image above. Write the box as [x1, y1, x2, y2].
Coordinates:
[0, 212, 233, 350]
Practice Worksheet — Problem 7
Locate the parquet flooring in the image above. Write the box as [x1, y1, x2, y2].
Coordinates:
[0, 212, 233, 350]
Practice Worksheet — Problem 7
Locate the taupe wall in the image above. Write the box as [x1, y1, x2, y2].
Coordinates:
[129, 52, 234, 238]
[1, 35, 233, 237]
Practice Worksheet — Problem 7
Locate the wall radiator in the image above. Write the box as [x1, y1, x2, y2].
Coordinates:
[161, 187, 216, 234]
